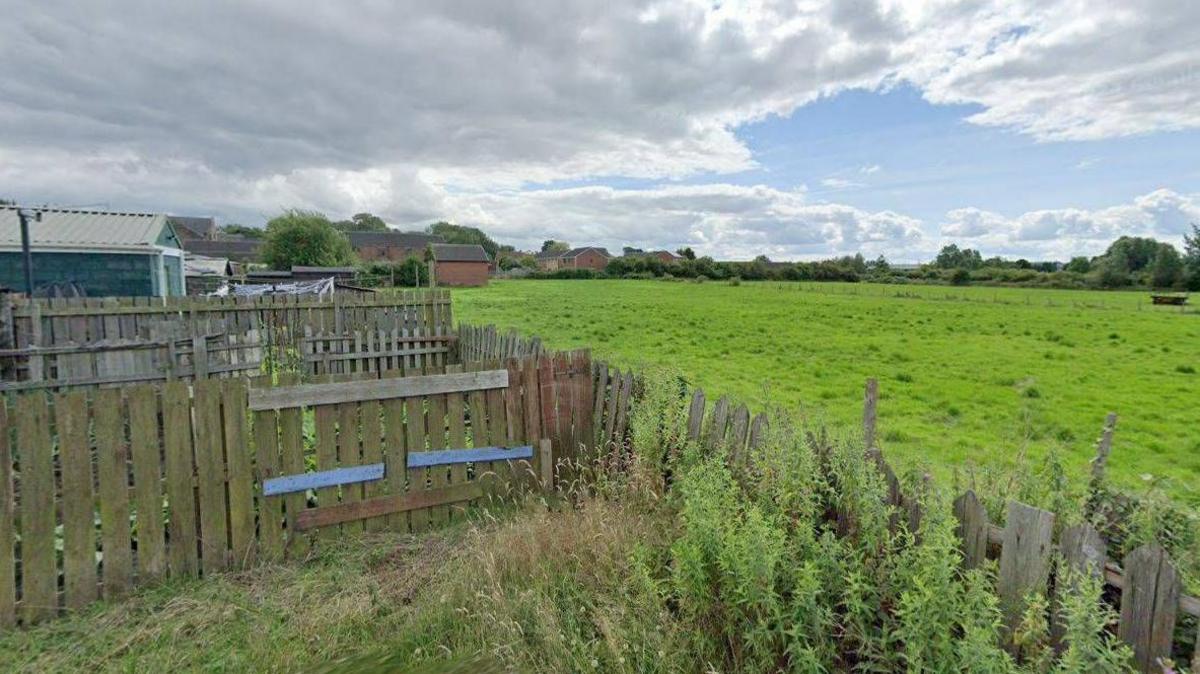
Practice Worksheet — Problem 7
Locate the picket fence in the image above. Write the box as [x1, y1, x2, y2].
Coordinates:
[300, 327, 456, 377]
[0, 348, 602, 628]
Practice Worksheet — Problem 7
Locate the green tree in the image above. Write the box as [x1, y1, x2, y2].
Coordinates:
[260, 210, 354, 270]
[428, 221, 498, 258]
[676, 246, 696, 260]
[1101, 236, 1160, 272]
[220, 224, 265, 239]
[1092, 249, 1130, 288]
[1064, 256, 1091, 273]
[1148, 243, 1183, 288]
[541, 240, 570, 254]
[934, 244, 983, 269]
[333, 212, 389, 233]
[1183, 224, 1200, 290]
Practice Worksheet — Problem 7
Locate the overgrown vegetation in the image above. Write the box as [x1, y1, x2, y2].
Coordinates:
[6, 369, 1195, 672]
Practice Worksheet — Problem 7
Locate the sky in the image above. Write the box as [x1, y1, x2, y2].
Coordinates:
[1, 1, 1198, 262]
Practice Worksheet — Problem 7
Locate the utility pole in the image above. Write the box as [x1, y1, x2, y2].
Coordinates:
[16, 207, 41, 296]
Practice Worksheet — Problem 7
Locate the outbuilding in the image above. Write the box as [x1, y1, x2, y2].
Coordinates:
[0, 206, 186, 297]
[430, 243, 490, 287]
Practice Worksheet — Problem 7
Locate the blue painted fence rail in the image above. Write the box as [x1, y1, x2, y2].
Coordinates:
[262, 446, 534, 496]
[407, 446, 533, 468]
[263, 463, 386, 496]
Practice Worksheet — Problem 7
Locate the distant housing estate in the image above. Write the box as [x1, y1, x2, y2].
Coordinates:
[535, 246, 612, 272]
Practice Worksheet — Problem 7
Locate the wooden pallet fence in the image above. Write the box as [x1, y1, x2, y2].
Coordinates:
[0, 329, 263, 392]
[4, 291, 451, 362]
[300, 328, 456, 377]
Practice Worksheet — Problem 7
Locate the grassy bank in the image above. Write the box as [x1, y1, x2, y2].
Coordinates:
[453, 280, 1200, 504]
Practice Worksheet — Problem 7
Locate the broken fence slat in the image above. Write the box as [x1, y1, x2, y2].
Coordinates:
[408, 445, 534, 469]
[263, 463, 386, 497]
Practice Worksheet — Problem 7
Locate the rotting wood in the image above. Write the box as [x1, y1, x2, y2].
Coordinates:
[1119, 543, 1179, 672]
[952, 490, 989, 570]
[294, 474, 483, 531]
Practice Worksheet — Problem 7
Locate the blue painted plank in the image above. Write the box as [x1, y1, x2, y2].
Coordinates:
[263, 463, 386, 497]
[407, 446, 533, 469]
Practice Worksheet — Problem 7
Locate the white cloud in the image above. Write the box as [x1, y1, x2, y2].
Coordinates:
[820, 177, 863, 190]
[939, 189, 1200, 258]
[0, 1, 1197, 259]
[443, 183, 925, 260]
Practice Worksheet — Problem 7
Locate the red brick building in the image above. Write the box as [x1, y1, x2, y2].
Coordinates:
[536, 246, 611, 271]
[431, 244, 490, 286]
[348, 231, 443, 262]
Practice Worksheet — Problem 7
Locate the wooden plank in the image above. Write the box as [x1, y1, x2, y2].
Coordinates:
[997, 501, 1055, 639]
[57, 390, 98, 610]
[162, 381, 199, 578]
[94, 388, 133, 598]
[862, 378, 878, 449]
[276, 373, 307, 555]
[221, 380, 256, 569]
[0, 401, 14, 627]
[591, 361, 608, 445]
[727, 404, 750, 462]
[312, 395, 340, 538]
[748, 413, 768, 450]
[706, 396, 730, 450]
[379, 370, 408, 531]
[1052, 524, 1107, 650]
[250, 379, 283, 561]
[1119, 544, 1180, 672]
[485, 363, 510, 492]
[575, 351, 594, 457]
[16, 393, 56, 622]
[294, 483, 482, 531]
[409, 446, 534, 468]
[263, 463, 386, 496]
[686, 389, 705, 442]
[952, 490, 989, 570]
[192, 380, 228, 574]
[128, 385, 166, 582]
[405, 390, 430, 532]
[248, 369, 509, 410]
[1090, 412, 1118, 484]
[445, 365, 469, 520]
[425, 370, 450, 527]
[612, 369, 634, 447]
[336, 400, 363, 534]
[538, 356, 557, 450]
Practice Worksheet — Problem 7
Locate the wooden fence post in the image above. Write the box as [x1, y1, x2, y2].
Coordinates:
[1053, 524, 1106, 650]
[862, 378, 878, 450]
[997, 501, 1055, 641]
[686, 389, 705, 442]
[1118, 544, 1179, 672]
[539, 438, 554, 493]
[952, 490, 989, 570]
[1090, 412, 1118, 484]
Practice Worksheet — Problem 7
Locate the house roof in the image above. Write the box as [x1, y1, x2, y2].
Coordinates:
[183, 239, 263, 261]
[291, 266, 357, 275]
[431, 243, 490, 262]
[535, 249, 564, 259]
[167, 215, 217, 238]
[564, 246, 611, 258]
[0, 205, 175, 253]
[184, 255, 233, 276]
[346, 231, 444, 249]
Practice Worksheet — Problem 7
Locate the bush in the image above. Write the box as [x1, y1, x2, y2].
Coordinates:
[259, 210, 354, 270]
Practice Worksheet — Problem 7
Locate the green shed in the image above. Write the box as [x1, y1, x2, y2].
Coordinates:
[0, 206, 187, 297]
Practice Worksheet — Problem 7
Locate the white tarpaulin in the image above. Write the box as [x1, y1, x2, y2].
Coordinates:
[209, 276, 335, 297]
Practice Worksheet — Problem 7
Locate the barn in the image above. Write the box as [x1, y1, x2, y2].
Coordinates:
[0, 206, 187, 297]
[431, 243, 490, 287]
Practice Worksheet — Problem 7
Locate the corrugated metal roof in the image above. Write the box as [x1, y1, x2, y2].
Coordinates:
[0, 205, 170, 252]
[431, 243, 490, 262]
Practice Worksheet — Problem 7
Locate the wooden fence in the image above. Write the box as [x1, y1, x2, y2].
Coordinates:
[300, 327, 455, 377]
[0, 330, 263, 392]
[0, 348, 598, 628]
[458, 323, 547, 361]
[1, 291, 451, 355]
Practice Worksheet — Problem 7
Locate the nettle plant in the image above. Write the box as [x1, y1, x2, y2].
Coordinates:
[627, 369, 1137, 674]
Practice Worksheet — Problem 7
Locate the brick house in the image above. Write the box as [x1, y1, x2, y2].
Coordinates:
[347, 231, 444, 262]
[431, 244, 490, 286]
[626, 250, 681, 264]
[537, 246, 611, 271]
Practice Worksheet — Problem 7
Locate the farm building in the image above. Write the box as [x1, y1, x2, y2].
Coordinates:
[536, 246, 612, 271]
[348, 231, 443, 261]
[0, 206, 186, 297]
[167, 215, 218, 240]
[431, 243, 490, 286]
[184, 255, 234, 294]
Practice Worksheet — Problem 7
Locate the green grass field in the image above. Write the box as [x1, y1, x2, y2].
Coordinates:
[454, 280, 1200, 504]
